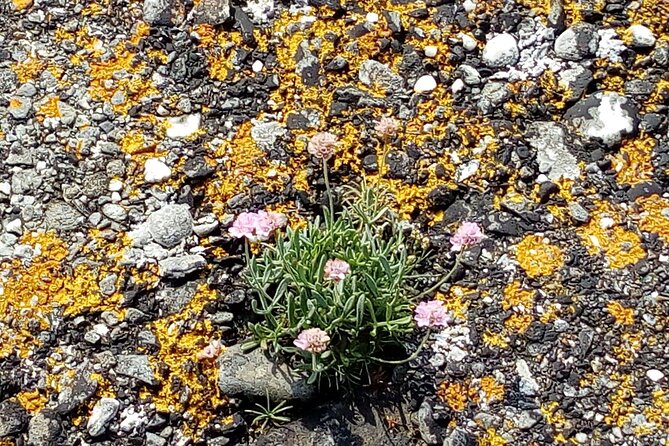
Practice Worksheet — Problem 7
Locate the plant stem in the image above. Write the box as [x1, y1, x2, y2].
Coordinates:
[414, 253, 463, 300]
[370, 328, 432, 365]
[322, 157, 334, 224]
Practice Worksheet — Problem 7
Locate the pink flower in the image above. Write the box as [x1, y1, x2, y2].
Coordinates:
[307, 132, 338, 160]
[196, 340, 223, 361]
[228, 210, 287, 242]
[450, 222, 484, 252]
[374, 116, 399, 141]
[293, 328, 331, 354]
[324, 258, 350, 282]
[414, 300, 451, 328]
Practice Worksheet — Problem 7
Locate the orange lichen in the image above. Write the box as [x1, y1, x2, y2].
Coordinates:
[437, 381, 468, 412]
[36, 96, 62, 121]
[12, 58, 45, 83]
[477, 428, 507, 446]
[515, 235, 564, 278]
[643, 390, 669, 435]
[613, 134, 655, 186]
[504, 313, 533, 334]
[604, 373, 636, 427]
[120, 130, 148, 155]
[612, 331, 643, 365]
[482, 330, 509, 349]
[501, 281, 535, 312]
[16, 389, 47, 413]
[607, 301, 634, 326]
[478, 376, 505, 404]
[637, 195, 669, 243]
[436, 286, 473, 322]
[12, 0, 33, 10]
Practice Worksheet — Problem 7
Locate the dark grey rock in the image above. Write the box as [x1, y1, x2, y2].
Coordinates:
[0, 400, 28, 437]
[156, 281, 198, 315]
[358, 60, 404, 92]
[87, 398, 120, 437]
[218, 345, 315, 402]
[627, 182, 662, 201]
[568, 202, 590, 224]
[457, 64, 481, 85]
[526, 122, 580, 181]
[442, 428, 470, 446]
[159, 255, 206, 278]
[143, 0, 173, 25]
[45, 202, 81, 231]
[564, 92, 639, 146]
[554, 23, 599, 60]
[183, 156, 214, 179]
[557, 65, 592, 101]
[27, 410, 61, 446]
[146, 204, 193, 248]
[56, 373, 98, 414]
[417, 401, 440, 445]
[115, 355, 157, 385]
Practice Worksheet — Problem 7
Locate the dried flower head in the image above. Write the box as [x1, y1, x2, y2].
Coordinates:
[414, 300, 451, 328]
[229, 210, 287, 242]
[324, 258, 350, 282]
[307, 132, 338, 160]
[450, 222, 484, 252]
[374, 116, 399, 141]
[196, 340, 224, 361]
[293, 328, 331, 354]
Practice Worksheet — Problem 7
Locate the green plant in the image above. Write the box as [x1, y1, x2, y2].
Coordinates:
[241, 184, 431, 385]
[244, 391, 293, 431]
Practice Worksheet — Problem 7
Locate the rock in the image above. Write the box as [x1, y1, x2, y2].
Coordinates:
[251, 121, 287, 150]
[166, 114, 201, 139]
[57, 102, 77, 126]
[146, 204, 192, 248]
[45, 202, 81, 231]
[564, 92, 639, 146]
[0, 400, 28, 437]
[526, 122, 580, 181]
[218, 345, 315, 401]
[442, 428, 470, 446]
[457, 64, 481, 86]
[183, 156, 215, 179]
[554, 23, 599, 60]
[516, 410, 539, 430]
[478, 82, 510, 114]
[358, 60, 404, 93]
[417, 402, 439, 445]
[56, 373, 98, 414]
[568, 203, 590, 224]
[8, 96, 32, 119]
[192, 0, 231, 24]
[11, 170, 42, 195]
[143, 0, 172, 25]
[115, 355, 157, 385]
[146, 432, 167, 446]
[628, 24, 655, 48]
[451, 79, 465, 94]
[87, 398, 120, 437]
[646, 369, 664, 382]
[414, 75, 437, 93]
[461, 33, 477, 51]
[156, 281, 198, 315]
[482, 33, 519, 67]
[159, 255, 206, 278]
[27, 410, 61, 446]
[144, 158, 172, 183]
[102, 203, 127, 222]
[516, 359, 539, 396]
[547, 0, 565, 30]
[424, 46, 438, 58]
[627, 182, 662, 201]
[557, 65, 593, 102]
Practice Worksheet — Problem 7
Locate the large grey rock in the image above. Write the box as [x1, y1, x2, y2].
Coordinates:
[115, 355, 157, 385]
[482, 33, 519, 67]
[27, 410, 62, 446]
[56, 372, 98, 414]
[358, 60, 404, 93]
[87, 398, 120, 437]
[11, 170, 42, 195]
[156, 281, 198, 315]
[146, 204, 192, 248]
[477, 82, 510, 114]
[143, 0, 172, 25]
[218, 345, 315, 402]
[628, 24, 656, 49]
[442, 428, 471, 446]
[554, 23, 599, 60]
[526, 122, 580, 181]
[158, 255, 206, 278]
[0, 400, 28, 437]
[563, 92, 639, 146]
[192, 0, 231, 24]
[45, 202, 81, 231]
[417, 401, 440, 445]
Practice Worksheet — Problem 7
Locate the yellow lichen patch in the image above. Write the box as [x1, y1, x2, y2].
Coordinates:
[604, 373, 636, 427]
[540, 401, 570, 442]
[477, 376, 505, 404]
[36, 96, 62, 121]
[577, 201, 646, 269]
[482, 330, 509, 349]
[16, 389, 47, 413]
[613, 134, 655, 186]
[501, 281, 535, 312]
[607, 301, 634, 326]
[504, 313, 533, 334]
[515, 235, 564, 278]
[436, 286, 473, 322]
[12, 0, 33, 10]
[642, 390, 669, 435]
[637, 195, 669, 243]
[612, 331, 643, 365]
[12, 58, 45, 83]
[119, 130, 148, 155]
[477, 428, 507, 446]
[627, 1, 669, 36]
[437, 381, 468, 412]
[149, 283, 226, 437]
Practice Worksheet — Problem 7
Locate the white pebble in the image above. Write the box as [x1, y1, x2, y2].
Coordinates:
[599, 217, 615, 229]
[0, 182, 11, 195]
[646, 369, 665, 382]
[366, 12, 379, 23]
[482, 33, 520, 68]
[252, 60, 264, 72]
[451, 78, 465, 94]
[628, 24, 656, 48]
[424, 45, 438, 58]
[144, 158, 172, 183]
[414, 75, 437, 93]
[463, 0, 476, 13]
[166, 114, 201, 139]
[461, 33, 478, 51]
[108, 179, 124, 192]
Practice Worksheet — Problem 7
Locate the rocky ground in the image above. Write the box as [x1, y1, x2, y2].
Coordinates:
[1, 0, 668, 445]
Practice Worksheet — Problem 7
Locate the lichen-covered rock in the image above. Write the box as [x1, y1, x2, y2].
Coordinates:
[146, 204, 193, 248]
[563, 92, 639, 146]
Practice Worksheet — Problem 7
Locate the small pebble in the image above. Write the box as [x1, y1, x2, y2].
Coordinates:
[414, 75, 437, 93]
[424, 45, 438, 58]
[646, 369, 664, 382]
[144, 158, 172, 184]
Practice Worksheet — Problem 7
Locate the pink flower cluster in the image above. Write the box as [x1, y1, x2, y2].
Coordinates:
[414, 300, 451, 328]
[293, 328, 331, 354]
[324, 258, 350, 282]
[374, 116, 399, 141]
[229, 210, 287, 242]
[196, 340, 223, 361]
[450, 222, 484, 252]
[307, 132, 338, 160]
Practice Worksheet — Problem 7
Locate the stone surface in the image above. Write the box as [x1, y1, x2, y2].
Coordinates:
[27, 410, 62, 446]
[628, 24, 655, 48]
[159, 255, 206, 278]
[56, 372, 98, 414]
[482, 33, 519, 67]
[554, 23, 599, 60]
[144, 158, 172, 183]
[146, 204, 193, 248]
[564, 92, 639, 146]
[191, 0, 231, 25]
[218, 345, 315, 401]
[87, 398, 120, 437]
[143, 0, 172, 25]
[115, 355, 157, 385]
[45, 202, 82, 231]
[358, 60, 404, 92]
[526, 122, 580, 181]
[0, 400, 28, 437]
[414, 75, 437, 93]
